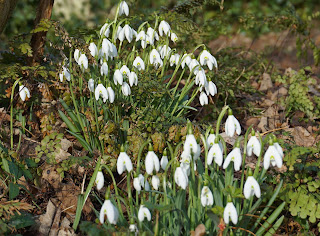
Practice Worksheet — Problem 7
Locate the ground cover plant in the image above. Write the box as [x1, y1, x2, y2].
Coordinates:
[0, 0, 320, 235]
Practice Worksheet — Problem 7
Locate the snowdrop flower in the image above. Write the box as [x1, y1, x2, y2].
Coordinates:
[138, 205, 151, 222]
[102, 39, 117, 59]
[159, 20, 171, 36]
[95, 84, 108, 103]
[224, 201, 238, 225]
[120, 65, 130, 77]
[19, 85, 31, 102]
[207, 142, 223, 166]
[129, 71, 138, 86]
[225, 112, 241, 137]
[119, 24, 133, 43]
[181, 54, 192, 69]
[145, 146, 160, 174]
[200, 50, 218, 70]
[113, 69, 123, 85]
[100, 62, 108, 76]
[169, 53, 180, 66]
[133, 174, 144, 192]
[78, 54, 88, 70]
[100, 23, 110, 37]
[223, 147, 242, 171]
[106, 87, 114, 103]
[74, 49, 80, 63]
[206, 81, 217, 97]
[195, 68, 207, 86]
[89, 42, 98, 57]
[183, 133, 199, 157]
[207, 133, 217, 147]
[159, 45, 171, 59]
[264, 144, 282, 169]
[121, 82, 131, 96]
[160, 155, 168, 170]
[144, 179, 150, 191]
[171, 32, 178, 43]
[119, 1, 129, 16]
[201, 186, 214, 207]
[247, 135, 261, 157]
[129, 224, 138, 233]
[274, 142, 284, 158]
[152, 175, 160, 190]
[149, 49, 162, 67]
[88, 79, 94, 92]
[116, 25, 123, 40]
[59, 67, 71, 82]
[100, 200, 119, 225]
[147, 27, 159, 43]
[117, 148, 133, 175]
[174, 166, 188, 189]
[189, 59, 200, 75]
[244, 175, 261, 199]
[133, 56, 145, 71]
[199, 92, 208, 106]
[136, 30, 146, 42]
[95, 171, 104, 190]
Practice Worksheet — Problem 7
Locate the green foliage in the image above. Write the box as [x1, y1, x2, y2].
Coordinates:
[276, 67, 320, 118]
[35, 132, 63, 164]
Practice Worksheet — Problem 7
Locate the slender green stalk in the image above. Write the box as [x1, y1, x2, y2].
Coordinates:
[10, 78, 21, 149]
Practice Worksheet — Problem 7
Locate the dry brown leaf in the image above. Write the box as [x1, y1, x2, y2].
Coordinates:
[257, 117, 268, 133]
[55, 148, 71, 163]
[39, 200, 56, 235]
[271, 87, 288, 101]
[292, 126, 315, 147]
[259, 73, 273, 91]
[194, 224, 206, 236]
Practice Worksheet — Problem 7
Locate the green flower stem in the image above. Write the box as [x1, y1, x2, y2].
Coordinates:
[200, 134, 209, 176]
[10, 78, 21, 149]
[166, 53, 188, 89]
[172, 68, 186, 96]
[160, 38, 170, 78]
[176, 84, 198, 118]
[240, 125, 253, 192]
[73, 156, 102, 230]
[253, 132, 263, 179]
[127, 172, 134, 221]
[215, 106, 230, 137]
[136, 139, 151, 174]
[192, 44, 206, 54]
[112, 5, 120, 43]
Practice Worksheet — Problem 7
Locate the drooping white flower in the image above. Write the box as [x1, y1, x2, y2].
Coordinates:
[102, 39, 117, 59]
[199, 50, 218, 70]
[95, 84, 108, 103]
[201, 186, 214, 207]
[174, 166, 188, 189]
[152, 175, 160, 190]
[129, 72, 138, 87]
[119, 1, 129, 16]
[244, 176, 261, 199]
[19, 85, 31, 102]
[149, 49, 162, 67]
[99, 200, 119, 225]
[159, 20, 171, 37]
[100, 23, 110, 37]
[159, 45, 171, 59]
[160, 155, 168, 170]
[223, 147, 242, 171]
[183, 134, 200, 157]
[264, 145, 283, 169]
[129, 224, 138, 233]
[136, 30, 146, 42]
[121, 82, 131, 96]
[133, 174, 144, 192]
[100, 62, 108, 76]
[147, 27, 159, 43]
[107, 87, 115, 103]
[188, 59, 200, 75]
[133, 56, 145, 71]
[207, 133, 216, 147]
[207, 143, 223, 166]
[206, 81, 217, 97]
[169, 53, 180, 66]
[116, 25, 123, 40]
[171, 32, 178, 43]
[74, 49, 80, 63]
[59, 67, 71, 82]
[119, 24, 133, 43]
[181, 54, 192, 69]
[247, 136, 261, 157]
[145, 150, 160, 175]
[195, 68, 207, 86]
[88, 79, 94, 92]
[225, 114, 241, 137]
[120, 65, 130, 77]
[89, 42, 98, 57]
[138, 205, 151, 222]
[224, 202, 238, 225]
[117, 151, 133, 175]
[199, 92, 208, 106]
[113, 69, 123, 85]
[274, 142, 284, 158]
[78, 54, 88, 70]
[95, 171, 104, 190]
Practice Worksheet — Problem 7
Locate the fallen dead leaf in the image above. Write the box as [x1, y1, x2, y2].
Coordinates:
[292, 126, 315, 147]
[257, 117, 268, 133]
[194, 224, 206, 236]
[259, 73, 273, 91]
[39, 200, 56, 235]
[271, 87, 288, 101]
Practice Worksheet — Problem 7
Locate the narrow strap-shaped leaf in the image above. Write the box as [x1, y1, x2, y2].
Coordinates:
[264, 215, 284, 236]
[58, 110, 79, 133]
[68, 130, 93, 153]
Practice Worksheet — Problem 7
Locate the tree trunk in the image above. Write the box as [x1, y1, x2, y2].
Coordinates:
[29, 0, 54, 66]
[0, 0, 18, 34]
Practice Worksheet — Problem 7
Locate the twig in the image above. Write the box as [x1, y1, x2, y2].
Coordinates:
[261, 126, 290, 136]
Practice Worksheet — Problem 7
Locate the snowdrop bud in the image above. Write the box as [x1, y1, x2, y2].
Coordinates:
[107, 87, 115, 103]
[133, 56, 145, 70]
[152, 175, 160, 190]
[201, 186, 214, 207]
[225, 110, 241, 137]
[171, 32, 178, 43]
[159, 20, 171, 37]
[100, 62, 108, 76]
[129, 71, 138, 87]
[223, 147, 242, 171]
[199, 92, 208, 106]
[100, 23, 110, 37]
[121, 82, 131, 96]
[99, 200, 119, 225]
[207, 81, 217, 96]
[113, 69, 123, 85]
[144, 179, 150, 191]
[174, 166, 188, 189]
[88, 79, 94, 92]
[138, 205, 151, 222]
[244, 175, 261, 199]
[224, 201, 238, 225]
[74, 49, 80, 63]
[181, 54, 192, 69]
[119, 1, 129, 16]
[95, 171, 104, 190]
[160, 155, 168, 170]
[89, 42, 98, 57]
[59, 67, 71, 82]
